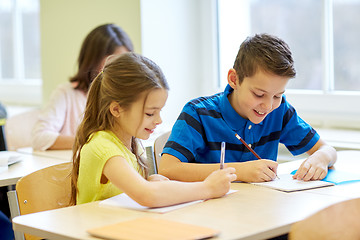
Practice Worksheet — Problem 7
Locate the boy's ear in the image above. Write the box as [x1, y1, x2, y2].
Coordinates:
[227, 68, 238, 89]
[109, 101, 123, 118]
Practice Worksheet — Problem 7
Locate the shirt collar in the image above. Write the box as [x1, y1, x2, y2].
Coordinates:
[219, 84, 263, 131]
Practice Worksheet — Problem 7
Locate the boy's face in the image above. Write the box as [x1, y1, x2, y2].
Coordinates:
[227, 68, 289, 124]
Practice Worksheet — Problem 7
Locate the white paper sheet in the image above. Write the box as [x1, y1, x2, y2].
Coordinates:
[251, 174, 335, 192]
[99, 189, 237, 213]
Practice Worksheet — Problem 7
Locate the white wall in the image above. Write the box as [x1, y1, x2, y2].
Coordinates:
[140, 0, 219, 131]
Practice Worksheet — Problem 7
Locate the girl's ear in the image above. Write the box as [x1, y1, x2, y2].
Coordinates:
[227, 68, 239, 89]
[109, 101, 123, 118]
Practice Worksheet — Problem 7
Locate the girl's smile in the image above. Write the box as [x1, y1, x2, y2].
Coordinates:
[111, 88, 168, 149]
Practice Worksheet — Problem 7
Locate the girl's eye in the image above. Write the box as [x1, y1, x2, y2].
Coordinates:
[146, 113, 154, 117]
[274, 95, 282, 99]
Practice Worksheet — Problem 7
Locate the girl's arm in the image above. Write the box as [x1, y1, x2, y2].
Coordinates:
[103, 155, 236, 208]
[48, 135, 75, 150]
[293, 138, 337, 181]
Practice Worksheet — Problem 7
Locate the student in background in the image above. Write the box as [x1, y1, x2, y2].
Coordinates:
[0, 211, 14, 240]
[70, 53, 236, 207]
[159, 33, 337, 183]
[289, 198, 360, 240]
[0, 103, 13, 240]
[32, 23, 133, 150]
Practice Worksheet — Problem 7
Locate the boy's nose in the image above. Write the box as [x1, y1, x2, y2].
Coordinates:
[261, 99, 273, 111]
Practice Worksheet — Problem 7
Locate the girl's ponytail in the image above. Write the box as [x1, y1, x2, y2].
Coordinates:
[70, 72, 103, 205]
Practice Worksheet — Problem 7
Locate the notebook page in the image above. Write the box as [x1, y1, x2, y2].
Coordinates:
[251, 174, 335, 192]
[99, 189, 237, 213]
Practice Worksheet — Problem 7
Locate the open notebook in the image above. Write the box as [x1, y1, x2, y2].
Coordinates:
[291, 169, 360, 185]
[0, 152, 22, 172]
[87, 217, 220, 240]
[252, 168, 360, 192]
[251, 174, 335, 192]
[100, 193, 203, 213]
[100, 189, 237, 213]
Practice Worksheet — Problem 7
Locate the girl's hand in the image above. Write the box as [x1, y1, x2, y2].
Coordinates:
[203, 167, 237, 199]
[147, 174, 170, 182]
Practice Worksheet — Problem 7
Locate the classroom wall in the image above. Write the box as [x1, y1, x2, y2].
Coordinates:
[39, 0, 219, 132]
[140, 0, 219, 129]
[40, 0, 142, 104]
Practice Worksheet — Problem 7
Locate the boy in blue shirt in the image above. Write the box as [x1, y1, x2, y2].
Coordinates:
[159, 33, 337, 183]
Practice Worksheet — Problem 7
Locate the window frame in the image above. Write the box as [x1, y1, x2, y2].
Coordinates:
[216, 0, 360, 130]
[0, 0, 42, 106]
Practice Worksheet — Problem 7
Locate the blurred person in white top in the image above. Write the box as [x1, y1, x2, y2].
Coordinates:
[32, 23, 133, 150]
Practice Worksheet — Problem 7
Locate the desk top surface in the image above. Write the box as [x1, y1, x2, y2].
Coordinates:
[12, 150, 360, 240]
[17, 147, 72, 161]
[0, 150, 71, 187]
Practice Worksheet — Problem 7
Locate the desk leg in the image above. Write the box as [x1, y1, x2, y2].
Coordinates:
[7, 190, 25, 240]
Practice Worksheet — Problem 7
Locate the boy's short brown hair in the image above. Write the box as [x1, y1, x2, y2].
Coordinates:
[233, 33, 296, 84]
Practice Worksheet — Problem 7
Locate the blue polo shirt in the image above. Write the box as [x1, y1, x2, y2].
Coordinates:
[162, 85, 319, 164]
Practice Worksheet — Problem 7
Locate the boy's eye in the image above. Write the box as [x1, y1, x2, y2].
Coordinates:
[253, 92, 263, 98]
[274, 95, 282, 99]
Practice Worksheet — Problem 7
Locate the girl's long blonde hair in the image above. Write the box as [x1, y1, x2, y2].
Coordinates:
[70, 53, 169, 205]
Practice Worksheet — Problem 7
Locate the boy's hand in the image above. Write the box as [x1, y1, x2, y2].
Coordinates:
[293, 156, 328, 181]
[235, 160, 278, 182]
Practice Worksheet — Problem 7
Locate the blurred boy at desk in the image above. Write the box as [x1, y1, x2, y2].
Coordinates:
[159, 33, 336, 183]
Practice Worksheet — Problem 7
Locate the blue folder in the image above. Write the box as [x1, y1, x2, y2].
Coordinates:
[290, 169, 360, 185]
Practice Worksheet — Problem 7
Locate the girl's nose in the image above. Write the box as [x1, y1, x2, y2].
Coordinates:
[155, 115, 162, 125]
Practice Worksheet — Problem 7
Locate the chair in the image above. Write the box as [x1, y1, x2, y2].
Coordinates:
[0, 102, 8, 151]
[289, 198, 360, 240]
[0, 119, 6, 151]
[5, 109, 40, 151]
[153, 131, 171, 173]
[7, 162, 72, 240]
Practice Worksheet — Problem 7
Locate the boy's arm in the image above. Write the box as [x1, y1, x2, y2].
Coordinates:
[159, 153, 279, 182]
[159, 154, 220, 182]
[293, 138, 337, 181]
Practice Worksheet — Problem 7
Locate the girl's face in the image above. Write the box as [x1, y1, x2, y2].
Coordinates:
[114, 88, 168, 144]
[98, 46, 129, 72]
[228, 68, 289, 124]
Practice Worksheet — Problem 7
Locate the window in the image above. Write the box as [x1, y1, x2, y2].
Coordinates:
[0, 0, 41, 105]
[217, 0, 360, 129]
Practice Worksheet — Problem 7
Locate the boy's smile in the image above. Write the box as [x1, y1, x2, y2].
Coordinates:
[227, 68, 289, 124]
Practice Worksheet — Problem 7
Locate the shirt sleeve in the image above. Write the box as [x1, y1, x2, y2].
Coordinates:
[162, 103, 207, 163]
[31, 86, 68, 150]
[280, 100, 320, 156]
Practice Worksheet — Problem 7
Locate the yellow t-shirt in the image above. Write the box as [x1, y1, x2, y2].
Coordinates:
[77, 130, 142, 204]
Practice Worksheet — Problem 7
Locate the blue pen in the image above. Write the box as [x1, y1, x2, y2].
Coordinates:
[220, 142, 225, 169]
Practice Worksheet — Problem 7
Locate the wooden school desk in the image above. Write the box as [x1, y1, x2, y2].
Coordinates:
[12, 150, 360, 240]
[16, 147, 72, 161]
[0, 151, 70, 187]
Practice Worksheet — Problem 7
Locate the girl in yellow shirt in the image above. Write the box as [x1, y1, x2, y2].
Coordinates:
[70, 53, 237, 207]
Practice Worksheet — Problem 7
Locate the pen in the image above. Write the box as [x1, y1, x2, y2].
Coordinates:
[234, 133, 279, 179]
[220, 141, 225, 169]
